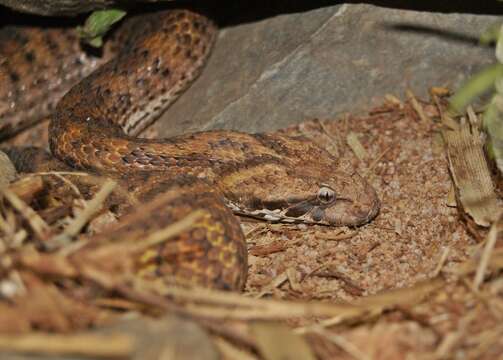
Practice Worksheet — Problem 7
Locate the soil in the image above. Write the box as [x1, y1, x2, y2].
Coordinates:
[243, 99, 474, 301]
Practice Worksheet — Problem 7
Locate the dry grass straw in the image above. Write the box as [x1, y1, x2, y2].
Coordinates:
[133, 209, 206, 251]
[0, 333, 133, 358]
[1, 187, 51, 241]
[47, 179, 117, 248]
[214, 336, 258, 360]
[127, 276, 444, 322]
[474, 212, 503, 289]
[307, 327, 371, 360]
[406, 89, 431, 123]
[346, 132, 368, 161]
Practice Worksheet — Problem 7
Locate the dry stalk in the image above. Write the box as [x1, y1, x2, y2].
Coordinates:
[434, 307, 480, 358]
[127, 276, 444, 322]
[1, 187, 51, 241]
[433, 247, 451, 277]
[6, 176, 44, 203]
[346, 132, 368, 161]
[294, 315, 348, 334]
[315, 230, 359, 241]
[448, 248, 503, 277]
[310, 328, 371, 360]
[464, 324, 503, 359]
[407, 89, 431, 123]
[213, 336, 258, 360]
[52, 173, 83, 197]
[364, 146, 392, 177]
[131, 209, 206, 251]
[255, 271, 288, 298]
[48, 179, 116, 248]
[0, 333, 134, 358]
[474, 213, 503, 290]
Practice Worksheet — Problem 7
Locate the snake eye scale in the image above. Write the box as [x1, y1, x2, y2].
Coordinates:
[0, 9, 380, 291]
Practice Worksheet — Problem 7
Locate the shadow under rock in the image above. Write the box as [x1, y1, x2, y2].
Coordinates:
[1, 0, 502, 29]
[380, 23, 485, 47]
[206, 0, 503, 28]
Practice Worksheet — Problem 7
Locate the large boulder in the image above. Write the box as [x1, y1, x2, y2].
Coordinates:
[157, 3, 498, 135]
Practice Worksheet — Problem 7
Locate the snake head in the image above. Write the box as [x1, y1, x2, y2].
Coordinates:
[277, 173, 380, 226]
[217, 133, 380, 227]
[222, 162, 380, 227]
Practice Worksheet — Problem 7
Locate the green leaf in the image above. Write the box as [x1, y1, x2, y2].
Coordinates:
[496, 25, 503, 63]
[449, 63, 503, 114]
[484, 94, 503, 173]
[77, 9, 126, 48]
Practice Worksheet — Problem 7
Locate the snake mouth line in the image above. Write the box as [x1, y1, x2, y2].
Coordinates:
[232, 209, 318, 225]
[225, 198, 379, 227]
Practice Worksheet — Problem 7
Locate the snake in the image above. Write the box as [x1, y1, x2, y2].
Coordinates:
[0, 8, 380, 291]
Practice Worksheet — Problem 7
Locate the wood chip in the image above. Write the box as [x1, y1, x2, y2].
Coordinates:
[346, 132, 368, 161]
[249, 241, 287, 256]
[443, 113, 500, 226]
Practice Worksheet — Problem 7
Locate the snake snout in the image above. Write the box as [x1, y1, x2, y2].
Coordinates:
[324, 174, 380, 226]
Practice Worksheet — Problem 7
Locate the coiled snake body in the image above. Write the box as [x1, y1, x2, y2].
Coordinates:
[0, 9, 380, 291]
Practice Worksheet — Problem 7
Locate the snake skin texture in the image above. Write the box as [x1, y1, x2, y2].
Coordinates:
[1, 9, 380, 291]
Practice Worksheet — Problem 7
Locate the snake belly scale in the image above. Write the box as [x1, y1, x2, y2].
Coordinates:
[0, 9, 380, 291]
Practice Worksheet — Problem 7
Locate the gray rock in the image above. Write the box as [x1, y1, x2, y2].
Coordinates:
[0, 0, 113, 15]
[0, 0, 162, 16]
[155, 4, 498, 135]
[0, 2, 499, 138]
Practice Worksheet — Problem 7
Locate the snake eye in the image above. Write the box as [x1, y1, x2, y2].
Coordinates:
[317, 186, 336, 204]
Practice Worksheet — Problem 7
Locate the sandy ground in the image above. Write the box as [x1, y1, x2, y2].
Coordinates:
[243, 100, 474, 302]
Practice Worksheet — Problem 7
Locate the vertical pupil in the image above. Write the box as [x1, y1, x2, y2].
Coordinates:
[319, 188, 334, 202]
